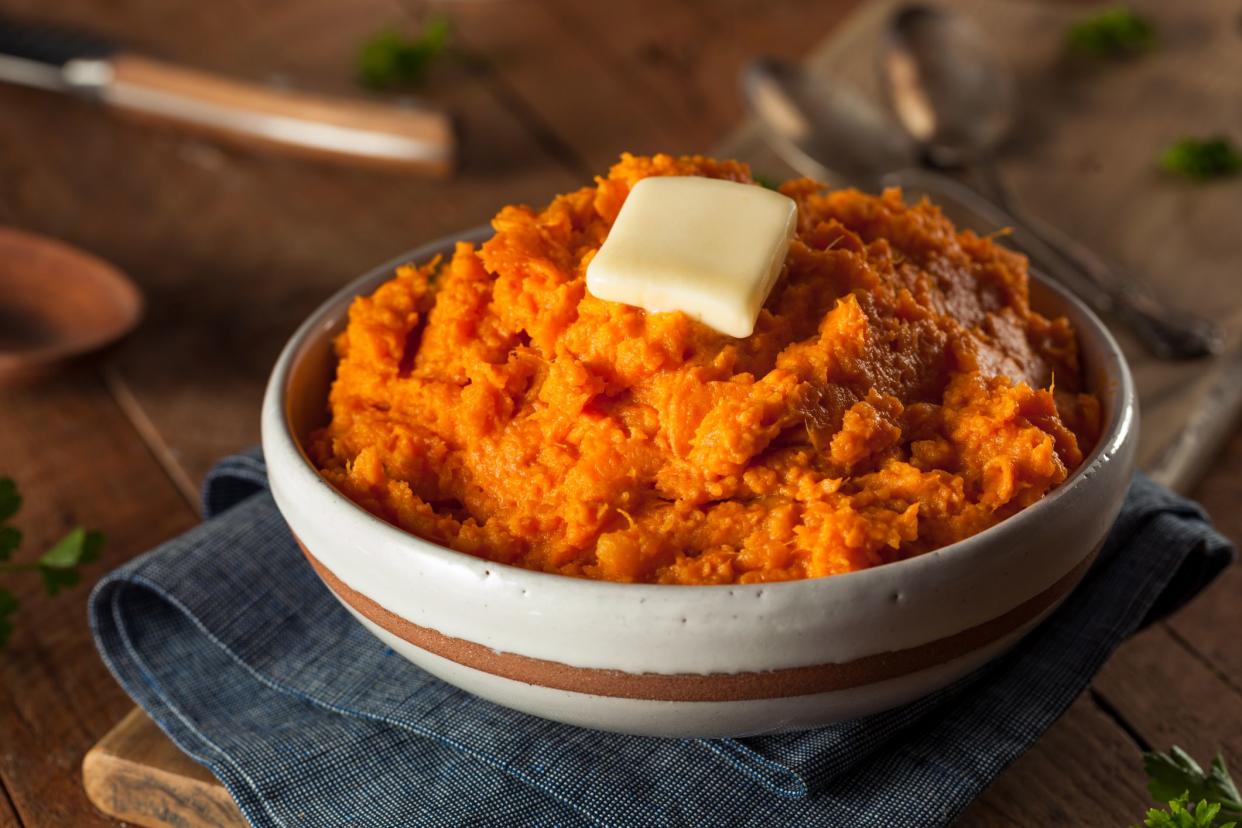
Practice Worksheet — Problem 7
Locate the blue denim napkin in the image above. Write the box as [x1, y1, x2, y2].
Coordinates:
[90, 449, 1233, 827]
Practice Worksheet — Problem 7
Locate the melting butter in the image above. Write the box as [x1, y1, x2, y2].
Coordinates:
[585, 176, 797, 338]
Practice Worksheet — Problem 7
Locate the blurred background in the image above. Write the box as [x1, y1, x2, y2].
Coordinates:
[0, 1, 1239, 826]
[0, 0, 876, 490]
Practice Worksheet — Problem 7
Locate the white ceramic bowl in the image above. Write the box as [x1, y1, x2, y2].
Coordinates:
[261, 228, 1137, 738]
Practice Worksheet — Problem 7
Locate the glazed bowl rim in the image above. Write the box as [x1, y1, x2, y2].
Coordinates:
[262, 225, 1137, 599]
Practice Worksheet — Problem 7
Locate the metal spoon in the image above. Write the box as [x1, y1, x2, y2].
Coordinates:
[742, 58, 1117, 314]
[879, 3, 1221, 358]
[741, 56, 915, 187]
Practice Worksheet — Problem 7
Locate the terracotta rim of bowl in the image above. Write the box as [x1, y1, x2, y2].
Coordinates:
[301, 539, 1098, 702]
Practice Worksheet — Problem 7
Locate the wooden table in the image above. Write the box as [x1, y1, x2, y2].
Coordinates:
[0, 1, 1237, 825]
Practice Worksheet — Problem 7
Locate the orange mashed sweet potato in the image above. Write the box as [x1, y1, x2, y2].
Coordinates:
[310, 154, 1099, 585]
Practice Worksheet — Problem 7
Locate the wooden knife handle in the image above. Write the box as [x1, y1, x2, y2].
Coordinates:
[101, 54, 454, 175]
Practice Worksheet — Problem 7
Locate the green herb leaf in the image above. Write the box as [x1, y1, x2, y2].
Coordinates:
[0, 526, 20, 561]
[358, 15, 452, 91]
[753, 175, 781, 191]
[1142, 793, 1237, 828]
[0, 475, 104, 646]
[1144, 748, 1242, 825]
[81, 530, 105, 565]
[40, 566, 80, 597]
[0, 586, 17, 649]
[1161, 137, 1242, 181]
[1147, 749, 1209, 804]
[0, 477, 20, 522]
[38, 527, 88, 570]
[32, 527, 104, 595]
[1207, 756, 1242, 814]
[1067, 7, 1155, 58]
[39, 527, 86, 596]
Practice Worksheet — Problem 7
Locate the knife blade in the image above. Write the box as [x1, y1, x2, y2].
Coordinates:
[0, 14, 112, 92]
[0, 14, 455, 175]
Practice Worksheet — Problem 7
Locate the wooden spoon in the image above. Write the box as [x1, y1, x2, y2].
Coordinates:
[0, 227, 143, 386]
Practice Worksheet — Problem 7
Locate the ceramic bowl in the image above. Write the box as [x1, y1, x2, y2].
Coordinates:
[261, 228, 1137, 738]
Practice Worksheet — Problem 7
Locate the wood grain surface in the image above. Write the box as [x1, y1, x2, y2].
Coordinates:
[0, 368, 199, 827]
[83, 710, 247, 828]
[0, 0, 1237, 826]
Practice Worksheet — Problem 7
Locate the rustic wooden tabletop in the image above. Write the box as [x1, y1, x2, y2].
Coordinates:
[0, 0, 1238, 826]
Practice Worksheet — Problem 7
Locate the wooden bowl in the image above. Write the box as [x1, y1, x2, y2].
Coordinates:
[262, 229, 1137, 738]
[0, 227, 143, 386]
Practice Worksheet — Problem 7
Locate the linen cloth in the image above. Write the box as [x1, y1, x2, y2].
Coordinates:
[91, 449, 1233, 827]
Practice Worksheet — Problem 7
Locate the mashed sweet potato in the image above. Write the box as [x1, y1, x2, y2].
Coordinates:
[309, 154, 1099, 584]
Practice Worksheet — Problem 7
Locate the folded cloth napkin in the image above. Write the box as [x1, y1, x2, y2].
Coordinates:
[91, 449, 1233, 828]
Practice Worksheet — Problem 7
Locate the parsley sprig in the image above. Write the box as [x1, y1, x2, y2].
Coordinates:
[1138, 748, 1242, 828]
[1067, 7, 1156, 58]
[357, 15, 452, 91]
[1161, 137, 1242, 181]
[0, 476, 104, 649]
[1144, 794, 1237, 828]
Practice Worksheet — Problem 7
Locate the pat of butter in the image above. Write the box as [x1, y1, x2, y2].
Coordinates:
[585, 176, 797, 338]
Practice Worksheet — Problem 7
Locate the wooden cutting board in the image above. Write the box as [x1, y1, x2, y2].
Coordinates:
[84, 709, 247, 828]
[83, 0, 1242, 825]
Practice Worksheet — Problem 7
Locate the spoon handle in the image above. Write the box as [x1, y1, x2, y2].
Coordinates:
[888, 168, 1222, 359]
[993, 194, 1222, 360]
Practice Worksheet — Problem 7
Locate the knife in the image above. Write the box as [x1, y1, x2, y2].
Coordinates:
[0, 15, 455, 175]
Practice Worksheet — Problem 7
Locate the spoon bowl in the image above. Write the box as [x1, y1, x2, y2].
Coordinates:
[741, 56, 913, 186]
[0, 227, 143, 386]
[881, 4, 1015, 167]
